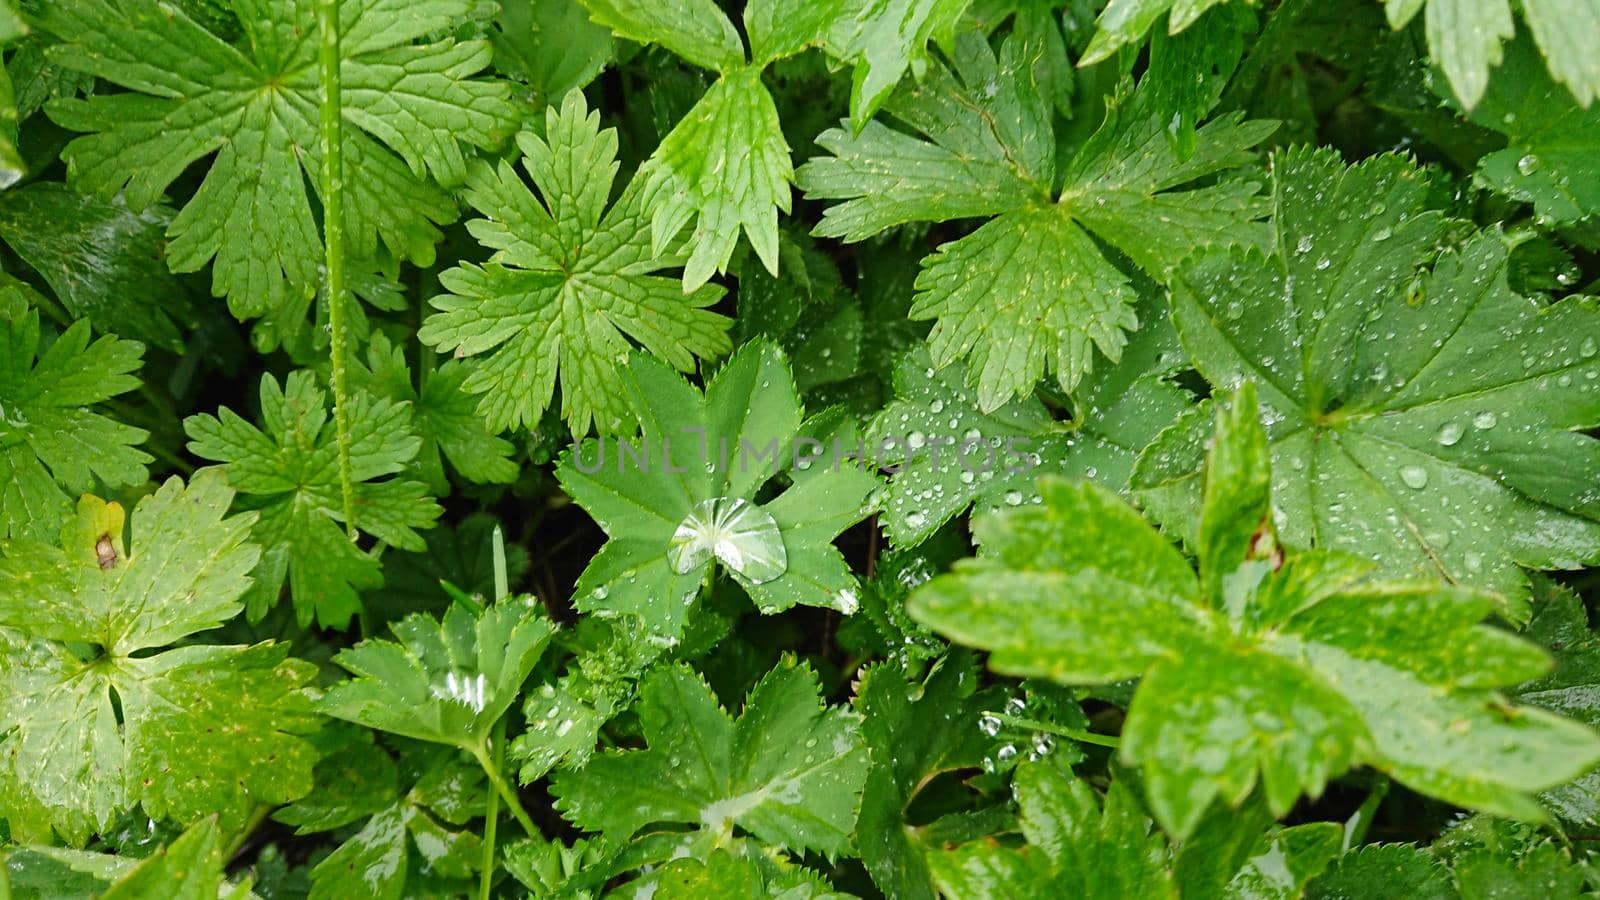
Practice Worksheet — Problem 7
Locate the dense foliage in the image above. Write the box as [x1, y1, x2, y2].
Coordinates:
[3, 0, 1600, 896]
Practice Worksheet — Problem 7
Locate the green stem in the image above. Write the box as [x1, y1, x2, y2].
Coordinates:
[992, 713, 1121, 748]
[316, 0, 358, 540]
[1342, 776, 1389, 852]
[478, 527, 512, 900]
[471, 742, 537, 836]
[478, 718, 505, 900]
[493, 526, 509, 600]
[223, 803, 272, 862]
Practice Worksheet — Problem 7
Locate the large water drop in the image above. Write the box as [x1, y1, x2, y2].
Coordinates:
[667, 497, 787, 583]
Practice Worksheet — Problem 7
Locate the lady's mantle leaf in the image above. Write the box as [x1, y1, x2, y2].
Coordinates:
[320, 599, 555, 751]
[557, 341, 879, 639]
[550, 659, 868, 858]
[1141, 147, 1600, 609]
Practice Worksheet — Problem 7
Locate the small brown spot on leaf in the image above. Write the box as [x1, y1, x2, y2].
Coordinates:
[95, 534, 119, 570]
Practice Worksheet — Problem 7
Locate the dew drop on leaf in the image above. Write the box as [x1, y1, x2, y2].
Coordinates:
[1435, 421, 1464, 446]
[667, 497, 788, 583]
[1399, 465, 1429, 489]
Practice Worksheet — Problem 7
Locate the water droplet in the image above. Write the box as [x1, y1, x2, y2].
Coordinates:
[1005, 697, 1026, 715]
[1399, 465, 1429, 489]
[431, 671, 488, 712]
[1296, 235, 1313, 254]
[1517, 154, 1540, 175]
[1028, 732, 1056, 760]
[995, 744, 1018, 763]
[1003, 490, 1023, 506]
[1473, 411, 1498, 430]
[667, 497, 787, 583]
[978, 713, 1001, 737]
[1582, 338, 1598, 358]
[591, 585, 609, 600]
[907, 430, 926, 450]
[1435, 421, 1464, 446]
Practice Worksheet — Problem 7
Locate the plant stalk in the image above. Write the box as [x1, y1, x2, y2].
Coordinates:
[993, 712, 1121, 748]
[316, 0, 358, 540]
[479, 527, 513, 900]
[472, 742, 537, 836]
[478, 718, 505, 900]
[224, 802, 273, 862]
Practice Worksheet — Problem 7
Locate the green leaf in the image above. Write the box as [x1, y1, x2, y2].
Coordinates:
[927, 763, 1176, 899]
[1512, 578, 1600, 824]
[0, 473, 318, 841]
[5, 817, 236, 900]
[0, 291, 150, 542]
[744, 0, 844, 66]
[550, 659, 868, 858]
[649, 844, 850, 899]
[800, 29, 1272, 408]
[910, 385, 1600, 838]
[304, 751, 484, 900]
[868, 284, 1190, 546]
[0, 183, 190, 352]
[307, 796, 480, 900]
[511, 679, 613, 783]
[1081, 0, 1240, 64]
[1305, 844, 1455, 900]
[576, 0, 744, 73]
[319, 599, 555, 751]
[353, 334, 516, 493]
[1225, 822, 1342, 899]
[44, 0, 517, 331]
[1389, 0, 1600, 110]
[490, 0, 613, 107]
[1143, 4, 1252, 158]
[1465, 34, 1600, 226]
[418, 88, 731, 436]
[853, 652, 1001, 900]
[1142, 147, 1600, 608]
[642, 66, 793, 289]
[273, 728, 398, 835]
[822, 0, 972, 129]
[557, 341, 878, 638]
[185, 370, 441, 629]
[99, 817, 230, 900]
[579, 0, 829, 288]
